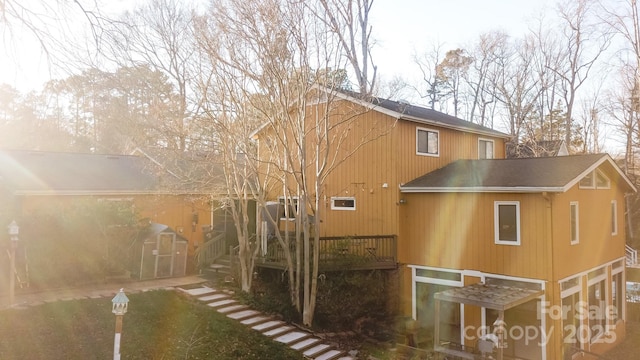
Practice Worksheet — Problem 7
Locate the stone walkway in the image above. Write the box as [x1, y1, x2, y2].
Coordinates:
[178, 284, 355, 360]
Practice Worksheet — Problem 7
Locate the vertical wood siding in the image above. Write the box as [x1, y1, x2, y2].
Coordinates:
[399, 192, 550, 280]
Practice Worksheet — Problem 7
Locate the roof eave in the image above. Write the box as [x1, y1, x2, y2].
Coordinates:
[399, 114, 511, 139]
[399, 186, 565, 193]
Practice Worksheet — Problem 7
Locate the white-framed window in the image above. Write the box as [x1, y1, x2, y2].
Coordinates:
[560, 275, 583, 357]
[579, 169, 610, 189]
[478, 138, 494, 159]
[587, 267, 607, 343]
[494, 201, 521, 245]
[611, 200, 618, 236]
[331, 197, 356, 211]
[278, 196, 299, 219]
[416, 127, 439, 156]
[612, 263, 624, 323]
[570, 202, 579, 245]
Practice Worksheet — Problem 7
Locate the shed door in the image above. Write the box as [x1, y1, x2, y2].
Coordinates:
[155, 233, 176, 278]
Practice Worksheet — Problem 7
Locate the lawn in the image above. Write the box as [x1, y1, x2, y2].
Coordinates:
[0, 290, 302, 360]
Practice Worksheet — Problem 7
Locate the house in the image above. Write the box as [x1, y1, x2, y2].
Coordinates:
[399, 154, 634, 359]
[0, 149, 217, 281]
[253, 89, 635, 359]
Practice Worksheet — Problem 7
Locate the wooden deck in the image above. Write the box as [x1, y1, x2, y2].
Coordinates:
[256, 235, 397, 271]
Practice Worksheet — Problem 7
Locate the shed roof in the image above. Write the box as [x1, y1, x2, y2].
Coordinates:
[400, 153, 636, 193]
[0, 149, 160, 195]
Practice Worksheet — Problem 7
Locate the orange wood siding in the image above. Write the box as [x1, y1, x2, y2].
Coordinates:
[551, 177, 627, 281]
[399, 192, 550, 280]
[257, 98, 508, 238]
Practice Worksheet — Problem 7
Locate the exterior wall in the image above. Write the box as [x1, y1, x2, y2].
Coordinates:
[551, 168, 628, 281]
[257, 98, 508, 238]
[393, 120, 506, 186]
[398, 192, 551, 280]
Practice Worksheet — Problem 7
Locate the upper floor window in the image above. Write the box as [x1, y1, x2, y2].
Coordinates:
[494, 201, 520, 245]
[579, 169, 610, 189]
[570, 202, 579, 245]
[478, 139, 494, 159]
[331, 197, 356, 211]
[416, 127, 439, 156]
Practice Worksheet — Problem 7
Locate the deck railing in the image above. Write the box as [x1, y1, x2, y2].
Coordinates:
[258, 234, 397, 271]
[195, 232, 226, 269]
[626, 244, 638, 266]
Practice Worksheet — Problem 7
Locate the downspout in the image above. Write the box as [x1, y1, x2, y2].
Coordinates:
[542, 191, 554, 360]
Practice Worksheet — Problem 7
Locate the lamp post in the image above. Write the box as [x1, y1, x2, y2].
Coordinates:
[111, 288, 129, 360]
[7, 220, 19, 307]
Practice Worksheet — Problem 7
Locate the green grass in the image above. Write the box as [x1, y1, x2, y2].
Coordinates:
[0, 290, 302, 360]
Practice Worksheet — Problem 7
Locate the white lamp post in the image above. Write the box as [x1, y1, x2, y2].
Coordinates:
[111, 288, 129, 360]
[7, 220, 19, 307]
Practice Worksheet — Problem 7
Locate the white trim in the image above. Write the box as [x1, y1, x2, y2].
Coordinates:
[416, 127, 440, 157]
[400, 186, 565, 193]
[330, 196, 356, 211]
[570, 202, 580, 245]
[611, 200, 618, 236]
[494, 201, 521, 245]
[558, 257, 626, 283]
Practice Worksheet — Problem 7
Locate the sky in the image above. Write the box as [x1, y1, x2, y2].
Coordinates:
[0, 0, 557, 93]
[370, 0, 555, 88]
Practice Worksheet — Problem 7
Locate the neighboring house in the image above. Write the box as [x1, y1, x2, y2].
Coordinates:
[254, 89, 636, 359]
[0, 149, 216, 280]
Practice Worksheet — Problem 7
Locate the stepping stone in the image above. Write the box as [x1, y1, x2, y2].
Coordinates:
[181, 287, 215, 296]
[206, 299, 237, 308]
[315, 350, 343, 360]
[227, 309, 260, 320]
[290, 337, 321, 351]
[198, 293, 227, 302]
[337, 357, 354, 360]
[252, 320, 284, 331]
[217, 304, 248, 314]
[263, 325, 295, 337]
[241, 315, 272, 325]
[274, 331, 309, 345]
[303, 344, 332, 358]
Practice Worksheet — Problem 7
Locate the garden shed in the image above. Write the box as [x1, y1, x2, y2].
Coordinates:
[135, 223, 188, 280]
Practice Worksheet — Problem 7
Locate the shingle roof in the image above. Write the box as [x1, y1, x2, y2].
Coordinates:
[371, 97, 509, 138]
[333, 89, 510, 138]
[400, 154, 635, 193]
[0, 149, 159, 195]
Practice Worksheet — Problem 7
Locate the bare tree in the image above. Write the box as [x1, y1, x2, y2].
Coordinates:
[104, 0, 199, 151]
[412, 42, 447, 110]
[553, 0, 612, 147]
[465, 31, 508, 126]
[436, 49, 473, 117]
[314, 0, 377, 94]
[197, 0, 385, 326]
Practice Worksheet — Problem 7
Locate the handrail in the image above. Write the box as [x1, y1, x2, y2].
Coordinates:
[626, 244, 638, 266]
[195, 233, 226, 269]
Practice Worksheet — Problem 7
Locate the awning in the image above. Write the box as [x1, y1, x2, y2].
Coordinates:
[434, 282, 544, 311]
